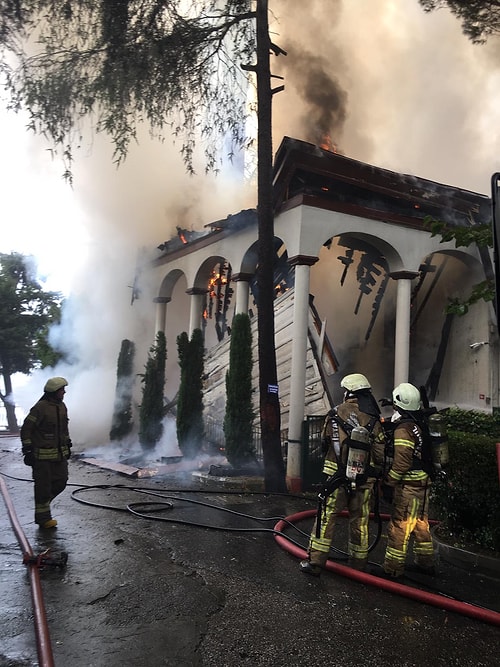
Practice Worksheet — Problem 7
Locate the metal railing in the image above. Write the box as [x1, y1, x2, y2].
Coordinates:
[204, 415, 327, 489]
[204, 415, 288, 462]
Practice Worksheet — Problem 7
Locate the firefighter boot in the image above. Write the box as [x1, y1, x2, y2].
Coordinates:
[299, 560, 322, 577]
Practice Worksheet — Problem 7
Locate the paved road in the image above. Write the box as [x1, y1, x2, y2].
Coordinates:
[1, 435, 499, 667]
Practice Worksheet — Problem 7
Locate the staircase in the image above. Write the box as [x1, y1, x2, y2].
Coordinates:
[202, 288, 336, 433]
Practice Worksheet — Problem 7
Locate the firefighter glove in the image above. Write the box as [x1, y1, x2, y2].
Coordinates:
[381, 483, 394, 504]
[23, 448, 35, 467]
[66, 440, 72, 460]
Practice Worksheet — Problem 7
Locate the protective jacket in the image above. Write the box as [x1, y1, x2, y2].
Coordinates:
[383, 413, 435, 577]
[385, 417, 430, 487]
[21, 394, 72, 461]
[307, 395, 385, 569]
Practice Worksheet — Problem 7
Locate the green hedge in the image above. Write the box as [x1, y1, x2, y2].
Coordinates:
[443, 406, 500, 438]
[430, 409, 500, 552]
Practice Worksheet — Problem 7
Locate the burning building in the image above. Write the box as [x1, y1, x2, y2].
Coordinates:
[145, 136, 496, 488]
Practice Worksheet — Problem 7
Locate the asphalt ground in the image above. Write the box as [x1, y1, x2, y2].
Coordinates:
[1, 435, 499, 667]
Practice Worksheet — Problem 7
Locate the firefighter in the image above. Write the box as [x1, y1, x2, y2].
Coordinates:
[300, 373, 385, 576]
[20, 377, 72, 528]
[382, 382, 436, 577]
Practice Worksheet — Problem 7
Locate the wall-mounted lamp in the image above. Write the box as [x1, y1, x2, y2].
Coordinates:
[469, 341, 489, 350]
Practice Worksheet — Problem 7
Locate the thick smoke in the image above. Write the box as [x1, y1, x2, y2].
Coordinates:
[272, 0, 500, 193]
[11, 126, 254, 451]
[282, 43, 348, 148]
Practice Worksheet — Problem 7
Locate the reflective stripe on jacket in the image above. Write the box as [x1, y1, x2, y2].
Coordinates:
[21, 396, 71, 461]
[386, 420, 429, 486]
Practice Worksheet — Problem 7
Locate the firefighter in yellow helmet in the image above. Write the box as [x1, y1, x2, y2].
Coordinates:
[20, 377, 72, 529]
[300, 373, 385, 576]
[382, 382, 436, 577]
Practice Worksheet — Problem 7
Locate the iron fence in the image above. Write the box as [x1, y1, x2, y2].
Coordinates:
[204, 415, 288, 462]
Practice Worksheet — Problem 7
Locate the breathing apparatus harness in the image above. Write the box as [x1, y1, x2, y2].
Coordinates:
[315, 409, 380, 539]
[386, 408, 449, 481]
[417, 386, 450, 478]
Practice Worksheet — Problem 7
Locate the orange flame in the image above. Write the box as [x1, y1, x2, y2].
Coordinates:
[319, 134, 337, 153]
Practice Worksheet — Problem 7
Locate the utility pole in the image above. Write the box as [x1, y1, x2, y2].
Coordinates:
[254, 0, 287, 492]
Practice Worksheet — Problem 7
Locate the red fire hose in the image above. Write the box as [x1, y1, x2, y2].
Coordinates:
[274, 509, 500, 628]
[0, 476, 55, 667]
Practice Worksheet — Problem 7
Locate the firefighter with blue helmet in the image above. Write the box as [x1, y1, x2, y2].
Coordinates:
[300, 373, 385, 576]
[382, 382, 436, 577]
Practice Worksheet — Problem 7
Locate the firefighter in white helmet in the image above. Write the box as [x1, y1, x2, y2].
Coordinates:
[300, 373, 385, 576]
[20, 377, 72, 529]
[382, 382, 436, 577]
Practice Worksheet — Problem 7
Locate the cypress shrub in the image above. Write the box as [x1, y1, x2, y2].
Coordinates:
[176, 328, 204, 459]
[223, 313, 256, 467]
[110, 338, 135, 442]
[138, 331, 166, 451]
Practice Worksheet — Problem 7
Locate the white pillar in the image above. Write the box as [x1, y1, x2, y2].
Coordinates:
[232, 273, 252, 315]
[154, 297, 170, 335]
[390, 271, 419, 386]
[286, 256, 318, 492]
[187, 288, 206, 337]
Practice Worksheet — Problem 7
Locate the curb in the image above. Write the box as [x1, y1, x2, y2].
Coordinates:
[432, 527, 500, 580]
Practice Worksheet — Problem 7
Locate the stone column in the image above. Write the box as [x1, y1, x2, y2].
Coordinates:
[153, 297, 170, 335]
[286, 255, 319, 492]
[232, 272, 253, 315]
[390, 271, 419, 387]
[186, 288, 207, 338]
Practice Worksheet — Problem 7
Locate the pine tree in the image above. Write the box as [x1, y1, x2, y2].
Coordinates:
[419, 1, 500, 43]
[110, 338, 135, 442]
[224, 313, 256, 467]
[139, 331, 166, 451]
[176, 329, 205, 459]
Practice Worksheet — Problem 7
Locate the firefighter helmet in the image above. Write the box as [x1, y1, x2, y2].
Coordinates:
[44, 377, 68, 393]
[341, 373, 371, 392]
[392, 383, 421, 412]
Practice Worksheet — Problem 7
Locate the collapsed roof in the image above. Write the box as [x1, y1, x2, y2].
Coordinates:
[155, 136, 491, 260]
[273, 136, 491, 230]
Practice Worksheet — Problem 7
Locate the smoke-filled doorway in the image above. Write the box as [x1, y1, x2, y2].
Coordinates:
[310, 234, 397, 403]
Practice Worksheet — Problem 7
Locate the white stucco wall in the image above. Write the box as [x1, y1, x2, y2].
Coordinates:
[147, 201, 496, 414]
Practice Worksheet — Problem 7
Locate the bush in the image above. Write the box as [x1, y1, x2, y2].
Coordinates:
[110, 339, 135, 442]
[223, 313, 256, 467]
[430, 410, 500, 552]
[176, 329, 204, 459]
[139, 331, 166, 451]
[443, 407, 500, 438]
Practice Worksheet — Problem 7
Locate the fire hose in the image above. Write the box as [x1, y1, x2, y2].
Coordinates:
[273, 508, 500, 628]
[70, 484, 500, 627]
[2, 472, 500, 643]
[0, 475, 59, 667]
